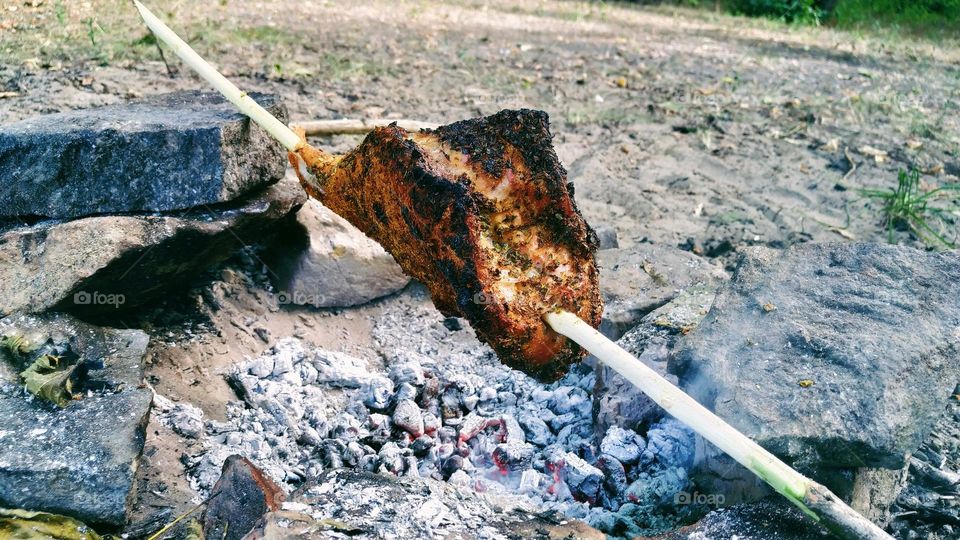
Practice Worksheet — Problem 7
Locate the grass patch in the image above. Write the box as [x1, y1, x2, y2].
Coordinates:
[312, 52, 394, 81]
[860, 168, 960, 249]
[0, 1, 216, 67]
[495, 0, 611, 23]
[727, 0, 824, 24]
[830, 0, 960, 40]
[687, 0, 960, 39]
[1, 2, 304, 67]
[231, 25, 295, 46]
[1, 2, 389, 83]
[659, 0, 959, 42]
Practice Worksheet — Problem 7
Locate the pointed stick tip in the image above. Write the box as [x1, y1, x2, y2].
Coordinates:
[130, 0, 301, 151]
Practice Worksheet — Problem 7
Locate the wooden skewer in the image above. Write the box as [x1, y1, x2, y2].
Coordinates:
[545, 310, 893, 540]
[133, 0, 301, 151]
[135, 3, 893, 538]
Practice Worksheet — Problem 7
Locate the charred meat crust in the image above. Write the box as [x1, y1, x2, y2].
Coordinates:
[294, 109, 602, 381]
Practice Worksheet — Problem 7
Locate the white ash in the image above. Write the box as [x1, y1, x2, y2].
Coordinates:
[184, 288, 702, 537]
[152, 392, 205, 440]
[601, 426, 645, 465]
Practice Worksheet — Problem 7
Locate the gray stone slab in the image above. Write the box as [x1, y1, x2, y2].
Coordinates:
[0, 313, 151, 527]
[0, 91, 287, 219]
[594, 285, 716, 434]
[266, 199, 410, 308]
[598, 244, 727, 340]
[672, 243, 960, 471]
[0, 174, 305, 316]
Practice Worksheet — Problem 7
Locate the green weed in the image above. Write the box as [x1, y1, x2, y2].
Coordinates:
[54, 0, 67, 26]
[860, 168, 960, 249]
[314, 52, 393, 81]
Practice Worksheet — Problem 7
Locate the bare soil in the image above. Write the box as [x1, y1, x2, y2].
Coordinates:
[1, 0, 958, 536]
[2, 1, 959, 259]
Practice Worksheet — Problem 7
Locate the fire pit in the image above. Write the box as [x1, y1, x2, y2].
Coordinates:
[164, 287, 703, 538]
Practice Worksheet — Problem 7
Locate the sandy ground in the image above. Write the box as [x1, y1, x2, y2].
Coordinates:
[1, 0, 959, 536]
[2, 0, 959, 257]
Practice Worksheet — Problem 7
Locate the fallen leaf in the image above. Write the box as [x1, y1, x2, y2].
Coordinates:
[20, 354, 77, 407]
[762, 303, 776, 312]
[0, 508, 102, 539]
[184, 520, 204, 540]
[1, 333, 35, 357]
[0, 91, 19, 99]
[905, 139, 923, 151]
[798, 379, 814, 388]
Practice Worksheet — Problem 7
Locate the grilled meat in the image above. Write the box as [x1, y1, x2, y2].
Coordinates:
[291, 109, 602, 381]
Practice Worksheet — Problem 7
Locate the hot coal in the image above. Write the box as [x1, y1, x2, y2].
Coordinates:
[167, 288, 705, 539]
[393, 399, 425, 437]
[600, 426, 644, 465]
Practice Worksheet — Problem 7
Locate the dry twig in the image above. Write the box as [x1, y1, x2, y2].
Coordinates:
[292, 119, 439, 136]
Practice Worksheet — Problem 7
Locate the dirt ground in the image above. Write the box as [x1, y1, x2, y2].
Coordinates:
[1, 0, 959, 536]
[2, 0, 959, 256]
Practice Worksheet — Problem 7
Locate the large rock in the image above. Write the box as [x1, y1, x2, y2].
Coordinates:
[598, 245, 726, 339]
[594, 285, 716, 434]
[0, 313, 152, 527]
[0, 91, 287, 219]
[266, 199, 410, 308]
[243, 468, 605, 539]
[672, 243, 960, 471]
[0, 175, 305, 316]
